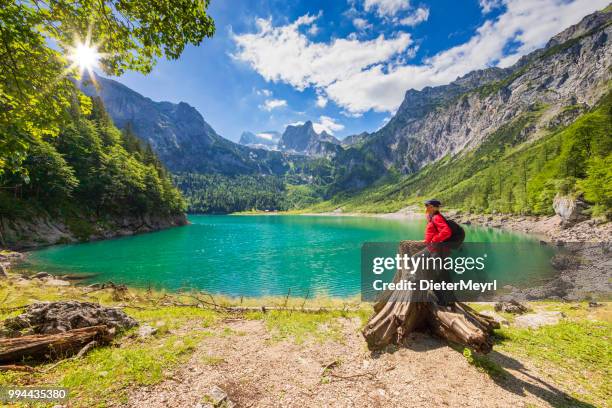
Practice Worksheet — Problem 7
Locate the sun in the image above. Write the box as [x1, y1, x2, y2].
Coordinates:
[68, 41, 101, 71]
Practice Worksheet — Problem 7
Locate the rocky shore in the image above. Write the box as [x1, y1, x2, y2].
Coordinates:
[449, 211, 612, 243]
[443, 212, 611, 302]
[0, 212, 188, 250]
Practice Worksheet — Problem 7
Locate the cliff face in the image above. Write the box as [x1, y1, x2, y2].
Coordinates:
[278, 121, 341, 158]
[344, 9, 611, 179]
[82, 77, 291, 176]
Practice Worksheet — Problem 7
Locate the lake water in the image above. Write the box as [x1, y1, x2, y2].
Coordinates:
[23, 215, 556, 298]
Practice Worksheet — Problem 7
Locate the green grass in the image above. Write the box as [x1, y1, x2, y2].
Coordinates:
[245, 309, 368, 344]
[461, 347, 508, 379]
[2, 270, 610, 407]
[200, 354, 226, 366]
[495, 320, 611, 407]
[55, 333, 205, 407]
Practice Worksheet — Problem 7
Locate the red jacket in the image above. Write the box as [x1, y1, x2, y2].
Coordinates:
[424, 213, 452, 243]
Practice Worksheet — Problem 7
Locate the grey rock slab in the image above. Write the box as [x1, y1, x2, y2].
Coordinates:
[514, 311, 565, 329]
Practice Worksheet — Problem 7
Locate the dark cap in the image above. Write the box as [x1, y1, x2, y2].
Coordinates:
[424, 199, 442, 206]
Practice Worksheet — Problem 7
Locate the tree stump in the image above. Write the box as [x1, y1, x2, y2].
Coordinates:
[362, 241, 498, 353]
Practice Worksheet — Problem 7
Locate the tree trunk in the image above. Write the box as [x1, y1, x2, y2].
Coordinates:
[362, 241, 498, 353]
[0, 325, 114, 363]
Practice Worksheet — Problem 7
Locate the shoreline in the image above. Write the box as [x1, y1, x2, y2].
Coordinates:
[233, 207, 611, 244]
[7, 209, 610, 302]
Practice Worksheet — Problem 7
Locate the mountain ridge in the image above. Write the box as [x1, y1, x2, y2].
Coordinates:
[331, 7, 612, 190]
[81, 76, 292, 176]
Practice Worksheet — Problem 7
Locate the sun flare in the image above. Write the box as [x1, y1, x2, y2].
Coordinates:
[69, 41, 101, 71]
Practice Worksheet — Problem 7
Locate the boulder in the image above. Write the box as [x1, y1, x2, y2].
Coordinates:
[137, 324, 158, 338]
[205, 385, 228, 407]
[3, 301, 138, 335]
[494, 300, 529, 314]
[552, 194, 588, 227]
[32, 272, 52, 279]
[43, 278, 71, 286]
[479, 310, 509, 326]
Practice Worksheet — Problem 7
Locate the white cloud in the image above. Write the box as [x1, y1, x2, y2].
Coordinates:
[256, 88, 272, 97]
[399, 7, 429, 26]
[341, 110, 363, 118]
[364, 0, 410, 17]
[353, 17, 372, 30]
[232, 13, 413, 91]
[256, 132, 277, 140]
[308, 24, 320, 36]
[479, 0, 504, 13]
[313, 116, 344, 134]
[236, 0, 608, 115]
[261, 98, 287, 111]
[316, 94, 328, 108]
[377, 116, 392, 130]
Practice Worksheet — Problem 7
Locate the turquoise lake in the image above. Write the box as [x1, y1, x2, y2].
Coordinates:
[23, 215, 556, 298]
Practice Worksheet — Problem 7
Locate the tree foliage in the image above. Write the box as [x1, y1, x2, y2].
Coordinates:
[174, 173, 288, 214]
[0, 99, 185, 221]
[0, 0, 214, 175]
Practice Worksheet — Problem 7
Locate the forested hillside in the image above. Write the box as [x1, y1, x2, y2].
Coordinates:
[0, 97, 186, 246]
[175, 156, 334, 213]
[0, 0, 214, 246]
[310, 90, 612, 218]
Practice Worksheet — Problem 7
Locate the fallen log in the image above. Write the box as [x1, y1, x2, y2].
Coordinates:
[0, 364, 35, 372]
[363, 241, 499, 353]
[0, 325, 114, 363]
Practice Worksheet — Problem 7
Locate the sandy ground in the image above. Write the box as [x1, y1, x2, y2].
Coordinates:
[125, 317, 582, 408]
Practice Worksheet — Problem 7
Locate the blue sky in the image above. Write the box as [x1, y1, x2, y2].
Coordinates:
[108, 0, 608, 141]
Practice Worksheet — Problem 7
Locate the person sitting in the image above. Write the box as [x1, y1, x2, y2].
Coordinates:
[424, 199, 451, 245]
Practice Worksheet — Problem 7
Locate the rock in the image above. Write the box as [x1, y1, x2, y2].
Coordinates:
[137, 324, 158, 338]
[553, 194, 588, 227]
[43, 278, 71, 286]
[3, 301, 138, 335]
[0, 263, 8, 278]
[480, 310, 509, 326]
[0, 251, 24, 262]
[494, 300, 529, 314]
[207, 385, 227, 407]
[588, 301, 603, 308]
[550, 253, 579, 270]
[32, 272, 52, 279]
[514, 311, 564, 329]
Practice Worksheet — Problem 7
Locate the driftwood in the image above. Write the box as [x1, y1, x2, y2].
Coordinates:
[0, 364, 35, 372]
[0, 325, 114, 363]
[363, 241, 498, 353]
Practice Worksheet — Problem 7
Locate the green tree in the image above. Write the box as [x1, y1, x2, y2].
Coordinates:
[0, 0, 215, 175]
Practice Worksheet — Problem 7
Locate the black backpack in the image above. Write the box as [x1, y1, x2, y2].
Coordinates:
[434, 213, 465, 248]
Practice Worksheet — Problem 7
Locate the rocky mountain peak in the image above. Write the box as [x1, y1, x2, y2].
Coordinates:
[332, 5, 612, 190]
[278, 121, 340, 158]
